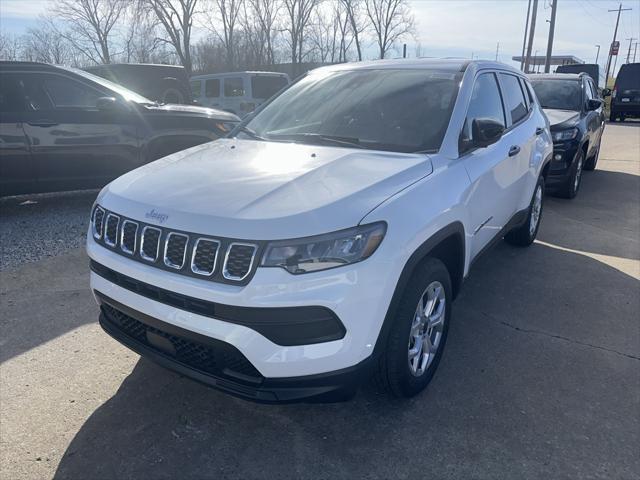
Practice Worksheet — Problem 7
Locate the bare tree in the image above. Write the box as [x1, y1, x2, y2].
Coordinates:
[52, 0, 128, 64]
[248, 0, 281, 65]
[282, 0, 321, 69]
[144, 0, 200, 73]
[203, 0, 244, 69]
[0, 33, 23, 61]
[340, 0, 365, 61]
[364, 0, 414, 59]
[122, 3, 161, 63]
[22, 20, 71, 64]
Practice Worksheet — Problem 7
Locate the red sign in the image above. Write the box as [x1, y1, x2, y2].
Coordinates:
[610, 41, 620, 56]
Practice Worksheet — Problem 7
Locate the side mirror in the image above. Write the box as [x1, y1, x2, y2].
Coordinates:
[472, 118, 505, 148]
[587, 98, 603, 111]
[601, 88, 611, 97]
[96, 96, 124, 111]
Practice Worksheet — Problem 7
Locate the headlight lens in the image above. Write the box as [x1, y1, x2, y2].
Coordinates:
[261, 222, 387, 274]
[552, 128, 579, 142]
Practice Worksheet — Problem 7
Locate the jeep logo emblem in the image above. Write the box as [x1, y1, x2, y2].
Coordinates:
[145, 209, 169, 224]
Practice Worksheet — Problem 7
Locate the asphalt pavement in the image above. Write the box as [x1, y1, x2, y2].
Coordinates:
[1, 122, 638, 480]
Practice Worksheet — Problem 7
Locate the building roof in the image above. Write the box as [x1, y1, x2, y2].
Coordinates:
[511, 55, 584, 66]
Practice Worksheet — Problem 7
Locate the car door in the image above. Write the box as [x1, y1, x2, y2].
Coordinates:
[20, 71, 139, 192]
[0, 72, 35, 196]
[460, 71, 521, 260]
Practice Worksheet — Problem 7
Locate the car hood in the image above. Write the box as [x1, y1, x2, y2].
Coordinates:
[98, 139, 433, 240]
[143, 103, 239, 121]
[543, 109, 580, 129]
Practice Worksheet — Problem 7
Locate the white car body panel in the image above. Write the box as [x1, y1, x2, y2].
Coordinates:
[87, 59, 553, 388]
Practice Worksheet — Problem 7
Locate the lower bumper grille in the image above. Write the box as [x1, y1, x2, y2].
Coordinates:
[100, 301, 262, 384]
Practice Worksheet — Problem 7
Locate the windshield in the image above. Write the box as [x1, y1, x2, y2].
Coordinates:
[531, 79, 582, 111]
[60, 66, 155, 104]
[240, 68, 460, 153]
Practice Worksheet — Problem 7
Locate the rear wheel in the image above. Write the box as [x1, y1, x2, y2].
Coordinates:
[375, 258, 452, 398]
[505, 176, 544, 246]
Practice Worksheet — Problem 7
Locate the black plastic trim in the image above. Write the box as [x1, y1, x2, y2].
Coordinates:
[91, 260, 346, 346]
[97, 295, 372, 403]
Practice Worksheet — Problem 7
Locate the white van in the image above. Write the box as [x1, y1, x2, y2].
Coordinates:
[190, 71, 290, 116]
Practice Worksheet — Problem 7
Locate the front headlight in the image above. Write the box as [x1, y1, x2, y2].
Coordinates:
[261, 222, 387, 274]
[552, 128, 579, 142]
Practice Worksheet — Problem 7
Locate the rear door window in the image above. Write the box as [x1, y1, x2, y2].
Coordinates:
[205, 79, 220, 98]
[499, 73, 529, 125]
[224, 77, 244, 97]
[251, 76, 288, 99]
[190, 80, 202, 97]
[0, 74, 28, 113]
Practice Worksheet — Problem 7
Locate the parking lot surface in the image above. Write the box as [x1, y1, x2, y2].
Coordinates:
[1, 123, 638, 480]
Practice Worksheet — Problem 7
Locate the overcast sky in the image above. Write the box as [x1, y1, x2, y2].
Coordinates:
[1, 0, 639, 74]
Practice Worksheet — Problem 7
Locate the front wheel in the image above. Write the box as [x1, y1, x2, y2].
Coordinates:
[505, 176, 544, 247]
[375, 258, 452, 398]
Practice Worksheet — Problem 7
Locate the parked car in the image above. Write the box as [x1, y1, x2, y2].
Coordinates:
[85, 63, 193, 105]
[190, 71, 290, 116]
[0, 62, 239, 196]
[609, 63, 640, 122]
[88, 59, 552, 403]
[529, 73, 605, 199]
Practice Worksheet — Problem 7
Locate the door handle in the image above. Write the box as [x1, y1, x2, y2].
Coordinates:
[28, 120, 58, 127]
[508, 145, 521, 157]
[536, 127, 545, 135]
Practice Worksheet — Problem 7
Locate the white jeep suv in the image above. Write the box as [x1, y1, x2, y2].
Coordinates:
[87, 59, 552, 402]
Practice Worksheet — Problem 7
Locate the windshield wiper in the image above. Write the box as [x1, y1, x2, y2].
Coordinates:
[235, 125, 267, 141]
[267, 133, 368, 149]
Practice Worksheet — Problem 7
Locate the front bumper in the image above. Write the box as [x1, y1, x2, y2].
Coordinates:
[98, 294, 373, 402]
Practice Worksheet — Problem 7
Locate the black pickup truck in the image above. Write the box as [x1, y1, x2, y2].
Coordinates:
[0, 62, 239, 196]
[529, 72, 606, 199]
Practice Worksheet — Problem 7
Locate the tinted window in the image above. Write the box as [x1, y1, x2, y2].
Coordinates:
[0, 74, 27, 112]
[531, 79, 582, 111]
[251, 76, 288, 99]
[190, 80, 202, 96]
[615, 63, 640, 91]
[460, 73, 506, 150]
[39, 74, 102, 108]
[244, 69, 460, 153]
[224, 77, 244, 97]
[499, 73, 528, 124]
[205, 79, 220, 97]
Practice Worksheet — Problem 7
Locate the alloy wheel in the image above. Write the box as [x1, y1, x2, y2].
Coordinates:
[529, 185, 543, 236]
[408, 281, 446, 376]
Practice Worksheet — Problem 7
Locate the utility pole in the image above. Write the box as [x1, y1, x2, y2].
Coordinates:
[495, 42, 500, 61]
[634, 42, 638, 62]
[595, 44, 601, 64]
[604, 4, 632, 85]
[524, 0, 539, 73]
[520, 0, 533, 70]
[626, 37, 636, 63]
[544, 0, 558, 73]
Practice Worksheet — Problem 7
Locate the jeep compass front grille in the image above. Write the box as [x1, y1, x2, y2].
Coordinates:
[92, 206, 261, 285]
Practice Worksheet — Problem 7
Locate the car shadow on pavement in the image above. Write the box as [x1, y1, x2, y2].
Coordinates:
[539, 169, 640, 261]
[53, 242, 639, 480]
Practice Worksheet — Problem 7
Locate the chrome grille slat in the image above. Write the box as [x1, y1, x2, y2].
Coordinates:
[223, 243, 258, 281]
[104, 214, 120, 247]
[140, 226, 162, 262]
[191, 238, 220, 276]
[92, 206, 105, 239]
[164, 232, 189, 270]
[120, 220, 139, 255]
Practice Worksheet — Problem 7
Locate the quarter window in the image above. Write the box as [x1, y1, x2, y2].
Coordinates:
[205, 79, 220, 97]
[224, 77, 244, 97]
[499, 73, 528, 124]
[460, 72, 506, 151]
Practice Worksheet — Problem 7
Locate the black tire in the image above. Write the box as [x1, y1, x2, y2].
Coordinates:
[374, 258, 452, 398]
[505, 176, 544, 247]
[554, 149, 585, 199]
[161, 88, 184, 104]
[619, 113, 626, 122]
[584, 138, 600, 171]
[609, 111, 617, 122]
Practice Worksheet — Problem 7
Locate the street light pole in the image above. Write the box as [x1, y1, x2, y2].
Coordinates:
[524, 0, 539, 73]
[604, 4, 632, 85]
[520, 0, 533, 70]
[544, 0, 558, 73]
[595, 44, 601, 64]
